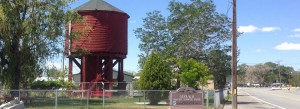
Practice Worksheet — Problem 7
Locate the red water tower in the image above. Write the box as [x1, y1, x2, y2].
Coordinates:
[65, 0, 129, 97]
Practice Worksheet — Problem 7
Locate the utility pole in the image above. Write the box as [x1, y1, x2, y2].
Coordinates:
[277, 61, 281, 85]
[232, 0, 238, 109]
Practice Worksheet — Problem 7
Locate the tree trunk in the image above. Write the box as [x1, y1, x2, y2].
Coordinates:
[176, 71, 181, 89]
[11, 61, 20, 98]
[10, 37, 21, 97]
[176, 77, 180, 89]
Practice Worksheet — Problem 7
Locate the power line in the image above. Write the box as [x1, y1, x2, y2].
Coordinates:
[225, 0, 232, 17]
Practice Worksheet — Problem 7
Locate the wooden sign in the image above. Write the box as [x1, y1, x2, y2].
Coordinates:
[169, 87, 205, 109]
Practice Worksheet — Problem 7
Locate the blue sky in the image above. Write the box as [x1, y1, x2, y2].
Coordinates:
[50, 0, 300, 73]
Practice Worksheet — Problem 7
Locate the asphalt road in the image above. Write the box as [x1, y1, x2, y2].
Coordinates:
[240, 87, 300, 109]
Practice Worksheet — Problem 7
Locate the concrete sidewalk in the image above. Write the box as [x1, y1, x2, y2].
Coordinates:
[222, 91, 278, 109]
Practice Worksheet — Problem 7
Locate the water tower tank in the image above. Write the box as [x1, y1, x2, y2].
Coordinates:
[70, 0, 129, 56]
[66, 0, 130, 98]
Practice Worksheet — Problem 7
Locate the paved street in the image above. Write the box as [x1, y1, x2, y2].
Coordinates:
[223, 87, 300, 109]
[241, 87, 300, 109]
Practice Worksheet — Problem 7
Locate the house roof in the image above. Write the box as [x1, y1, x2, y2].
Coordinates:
[74, 0, 125, 13]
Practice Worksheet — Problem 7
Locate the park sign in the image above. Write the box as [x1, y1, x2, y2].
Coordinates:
[169, 87, 205, 109]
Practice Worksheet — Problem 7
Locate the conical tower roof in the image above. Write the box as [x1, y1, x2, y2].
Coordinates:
[74, 0, 125, 14]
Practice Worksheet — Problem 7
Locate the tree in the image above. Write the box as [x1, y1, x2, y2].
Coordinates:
[0, 0, 80, 96]
[264, 73, 277, 85]
[246, 64, 271, 86]
[240, 62, 297, 86]
[135, 0, 232, 89]
[177, 58, 211, 89]
[264, 62, 277, 69]
[264, 62, 295, 84]
[47, 67, 67, 81]
[237, 64, 248, 83]
[139, 52, 171, 105]
[168, 0, 232, 59]
[134, 11, 171, 67]
[31, 67, 73, 97]
[278, 65, 294, 83]
[206, 49, 231, 89]
[290, 73, 300, 87]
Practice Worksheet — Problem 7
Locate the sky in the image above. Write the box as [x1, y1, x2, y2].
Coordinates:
[48, 0, 300, 73]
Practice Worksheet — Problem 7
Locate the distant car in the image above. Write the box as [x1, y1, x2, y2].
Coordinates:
[271, 86, 281, 90]
[271, 83, 283, 90]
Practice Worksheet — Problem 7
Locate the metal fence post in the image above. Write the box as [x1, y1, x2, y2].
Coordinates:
[102, 82, 105, 109]
[128, 82, 131, 96]
[55, 89, 58, 109]
[87, 89, 89, 108]
[214, 90, 216, 109]
[144, 90, 146, 109]
[18, 90, 20, 101]
[206, 91, 209, 108]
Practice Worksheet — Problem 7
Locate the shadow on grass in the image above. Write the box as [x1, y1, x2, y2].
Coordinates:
[237, 94, 250, 96]
[224, 101, 259, 104]
[25, 97, 150, 108]
[25, 97, 116, 108]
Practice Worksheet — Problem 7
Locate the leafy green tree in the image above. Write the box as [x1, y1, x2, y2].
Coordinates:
[278, 66, 294, 83]
[135, 0, 232, 89]
[239, 62, 297, 86]
[177, 58, 211, 89]
[139, 52, 171, 104]
[290, 73, 300, 87]
[30, 80, 73, 97]
[168, 0, 231, 59]
[47, 67, 67, 81]
[30, 80, 72, 90]
[264, 62, 277, 69]
[134, 11, 171, 67]
[0, 0, 80, 96]
[206, 49, 231, 89]
[237, 64, 248, 83]
[264, 62, 295, 84]
[264, 73, 277, 85]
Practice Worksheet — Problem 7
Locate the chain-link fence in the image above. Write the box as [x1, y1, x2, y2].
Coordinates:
[0, 90, 90, 109]
[0, 82, 228, 109]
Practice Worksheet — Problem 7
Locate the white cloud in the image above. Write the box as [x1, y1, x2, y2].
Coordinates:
[130, 20, 137, 24]
[255, 49, 262, 52]
[275, 42, 300, 50]
[293, 28, 300, 32]
[261, 27, 280, 32]
[289, 34, 300, 38]
[238, 25, 280, 33]
[238, 25, 258, 33]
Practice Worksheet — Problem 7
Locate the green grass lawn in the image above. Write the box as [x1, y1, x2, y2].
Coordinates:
[21, 92, 216, 109]
[24, 97, 169, 109]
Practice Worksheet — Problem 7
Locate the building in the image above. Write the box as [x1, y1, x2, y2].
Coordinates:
[72, 70, 134, 84]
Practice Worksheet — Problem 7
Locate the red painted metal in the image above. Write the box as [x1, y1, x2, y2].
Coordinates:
[82, 56, 86, 90]
[71, 10, 129, 55]
[66, 1, 129, 98]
